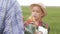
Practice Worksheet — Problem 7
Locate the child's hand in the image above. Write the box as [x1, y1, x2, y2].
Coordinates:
[29, 16, 35, 21]
[37, 31, 43, 34]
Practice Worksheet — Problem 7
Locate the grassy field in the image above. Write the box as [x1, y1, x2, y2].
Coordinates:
[22, 6, 60, 34]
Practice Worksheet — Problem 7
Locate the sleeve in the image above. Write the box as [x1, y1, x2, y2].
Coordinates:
[43, 23, 50, 33]
[0, 0, 24, 34]
[0, 0, 7, 34]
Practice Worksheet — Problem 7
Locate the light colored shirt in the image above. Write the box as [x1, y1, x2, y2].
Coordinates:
[38, 26, 48, 34]
[0, 0, 24, 34]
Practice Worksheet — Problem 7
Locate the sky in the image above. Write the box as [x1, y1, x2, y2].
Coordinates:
[17, 0, 60, 6]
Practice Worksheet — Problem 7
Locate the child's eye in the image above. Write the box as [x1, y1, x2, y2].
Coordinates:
[36, 11, 40, 13]
[32, 10, 35, 12]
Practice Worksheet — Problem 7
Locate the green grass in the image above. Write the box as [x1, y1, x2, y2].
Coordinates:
[22, 6, 60, 34]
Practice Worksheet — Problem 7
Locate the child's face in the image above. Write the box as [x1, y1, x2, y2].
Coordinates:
[31, 6, 43, 20]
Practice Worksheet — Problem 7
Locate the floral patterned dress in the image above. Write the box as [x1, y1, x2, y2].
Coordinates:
[24, 17, 50, 34]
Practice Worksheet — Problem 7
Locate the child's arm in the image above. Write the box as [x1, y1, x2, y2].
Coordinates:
[37, 23, 50, 34]
[43, 23, 50, 34]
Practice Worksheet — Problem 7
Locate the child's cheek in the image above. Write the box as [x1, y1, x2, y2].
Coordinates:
[32, 12, 40, 18]
[32, 12, 36, 16]
[36, 13, 40, 16]
[36, 13, 42, 18]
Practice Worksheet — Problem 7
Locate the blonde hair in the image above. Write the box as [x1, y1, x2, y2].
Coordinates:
[30, 3, 47, 18]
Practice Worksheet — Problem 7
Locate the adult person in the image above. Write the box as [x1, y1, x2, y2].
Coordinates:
[0, 0, 24, 34]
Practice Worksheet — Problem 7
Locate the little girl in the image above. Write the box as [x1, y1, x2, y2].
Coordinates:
[24, 3, 50, 34]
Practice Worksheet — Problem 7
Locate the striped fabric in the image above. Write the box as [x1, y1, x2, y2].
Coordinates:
[0, 0, 24, 34]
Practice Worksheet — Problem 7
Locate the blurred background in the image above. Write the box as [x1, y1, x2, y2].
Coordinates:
[17, 0, 60, 34]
